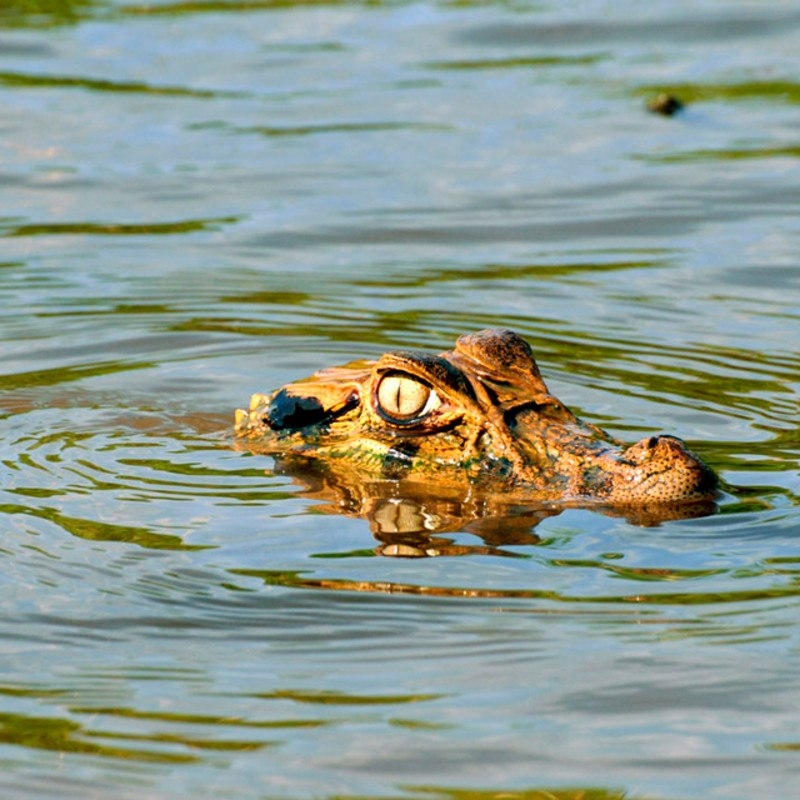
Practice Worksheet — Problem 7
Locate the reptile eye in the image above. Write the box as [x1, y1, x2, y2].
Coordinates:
[376, 373, 440, 423]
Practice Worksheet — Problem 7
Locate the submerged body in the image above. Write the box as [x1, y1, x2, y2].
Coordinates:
[235, 329, 717, 508]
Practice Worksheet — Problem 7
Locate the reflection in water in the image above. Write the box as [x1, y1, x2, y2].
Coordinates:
[270, 456, 717, 558]
[636, 79, 800, 105]
[335, 791, 640, 800]
[0, 215, 240, 237]
[0, 0, 94, 27]
[3, 504, 208, 550]
[235, 551, 800, 604]
[0, 711, 198, 763]
[0, 71, 243, 99]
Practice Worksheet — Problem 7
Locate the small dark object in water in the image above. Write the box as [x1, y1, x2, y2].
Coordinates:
[647, 93, 684, 116]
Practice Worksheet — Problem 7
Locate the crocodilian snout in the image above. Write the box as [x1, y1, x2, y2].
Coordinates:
[616, 434, 718, 502]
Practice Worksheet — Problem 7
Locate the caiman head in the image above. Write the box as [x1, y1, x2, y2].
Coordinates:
[234, 329, 718, 507]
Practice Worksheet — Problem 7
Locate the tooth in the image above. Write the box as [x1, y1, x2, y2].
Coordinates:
[234, 408, 249, 430]
[250, 392, 268, 411]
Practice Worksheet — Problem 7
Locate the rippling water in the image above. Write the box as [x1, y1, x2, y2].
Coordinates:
[1, 0, 799, 797]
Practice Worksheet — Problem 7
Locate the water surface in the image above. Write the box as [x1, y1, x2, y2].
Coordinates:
[1, 0, 799, 797]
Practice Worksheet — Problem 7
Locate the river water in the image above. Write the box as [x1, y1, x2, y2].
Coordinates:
[1, 0, 799, 797]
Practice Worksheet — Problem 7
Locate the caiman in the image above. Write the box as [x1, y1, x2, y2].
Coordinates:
[234, 329, 717, 516]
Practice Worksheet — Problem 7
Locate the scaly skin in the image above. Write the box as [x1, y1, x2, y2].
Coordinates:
[235, 329, 718, 506]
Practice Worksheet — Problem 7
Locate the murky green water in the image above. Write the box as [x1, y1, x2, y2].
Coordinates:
[1, 0, 799, 797]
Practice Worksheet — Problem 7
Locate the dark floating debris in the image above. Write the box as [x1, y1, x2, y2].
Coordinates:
[647, 92, 684, 116]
